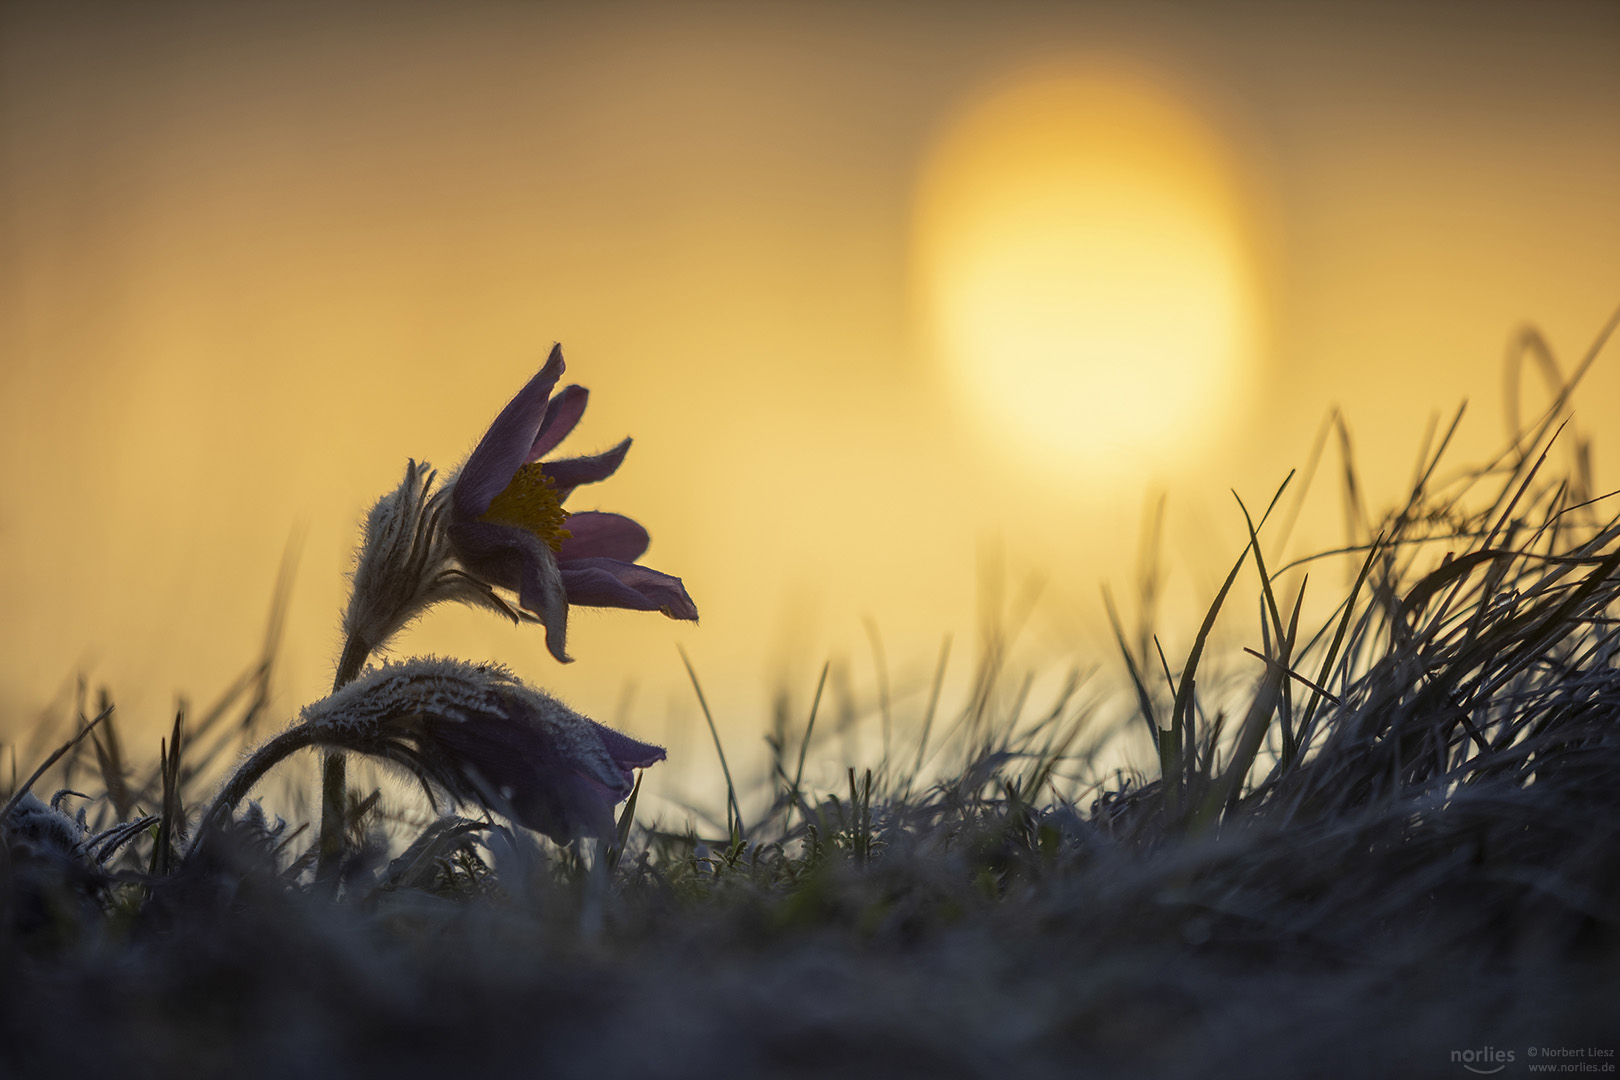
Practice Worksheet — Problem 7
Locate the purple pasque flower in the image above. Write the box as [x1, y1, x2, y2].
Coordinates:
[447, 344, 698, 663]
[292, 657, 666, 843]
[424, 680, 666, 842]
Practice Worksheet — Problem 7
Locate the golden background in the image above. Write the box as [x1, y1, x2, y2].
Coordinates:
[3, 2, 1617, 816]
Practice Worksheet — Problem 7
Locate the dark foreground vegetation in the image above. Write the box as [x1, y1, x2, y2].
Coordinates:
[4, 329, 1619, 1078]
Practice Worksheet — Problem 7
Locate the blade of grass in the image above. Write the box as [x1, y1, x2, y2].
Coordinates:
[2, 704, 114, 822]
[1277, 575, 1309, 765]
[1504, 303, 1619, 466]
[151, 706, 186, 876]
[1295, 533, 1385, 755]
[1103, 587, 1161, 757]
[1241, 648, 1340, 706]
[1234, 491, 1290, 665]
[1136, 492, 1168, 663]
[790, 662, 830, 830]
[863, 618, 893, 772]
[1475, 545, 1620, 699]
[909, 635, 952, 788]
[1275, 408, 1336, 558]
[1164, 472, 1293, 800]
[1335, 415, 1371, 548]
[607, 771, 643, 872]
[90, 690, 132, 822]
[1422, 419, 1571, 642]
[1196, 661, 1286, 829]
[678, 646, 744, 843]
[1152, 636, 1193, 775]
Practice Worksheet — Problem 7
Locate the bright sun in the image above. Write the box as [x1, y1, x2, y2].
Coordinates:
[914, 67, 1262, 477]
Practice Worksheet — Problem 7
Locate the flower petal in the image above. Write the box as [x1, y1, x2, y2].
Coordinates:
[428, 713, 619, 840]
[446, 521, 524, 592]
[447, 520, 573, 662]
[515, 768, 620, 840]
[559, 557, 699, 621]
[590, 721, 667, 786]
[520, 544, 572, 665]
[542, 437, 632, 501]
[527, 384, 588, 462]
[452, 344, 564, 520]
[555, 511, 650, 563]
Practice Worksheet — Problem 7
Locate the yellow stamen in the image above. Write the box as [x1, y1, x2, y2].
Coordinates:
[479, 462, 573, 552]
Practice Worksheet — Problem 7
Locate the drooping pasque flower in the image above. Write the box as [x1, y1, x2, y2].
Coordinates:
[446, 344, 698, 663]
[339, 344, 696, 671]
[205, 657, 665, 843]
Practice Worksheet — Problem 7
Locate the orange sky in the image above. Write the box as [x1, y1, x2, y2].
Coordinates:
[2, 2, 1617, 819]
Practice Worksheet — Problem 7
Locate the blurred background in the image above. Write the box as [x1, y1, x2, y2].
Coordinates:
[2, 1, 1617, 821]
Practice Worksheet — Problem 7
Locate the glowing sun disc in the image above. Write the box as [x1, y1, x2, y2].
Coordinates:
[914, 67, 1261, 476]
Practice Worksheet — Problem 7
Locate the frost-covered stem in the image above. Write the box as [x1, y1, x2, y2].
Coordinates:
[316, 752, 347, 891]
[317, 634, 372, 892]
[190, 724, 327, 857]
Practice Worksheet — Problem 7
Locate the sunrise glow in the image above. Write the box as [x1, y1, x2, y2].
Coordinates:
[915, 68, 1262, 477]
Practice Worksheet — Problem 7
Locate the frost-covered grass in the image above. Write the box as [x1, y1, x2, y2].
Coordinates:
[4, 335, 1619, 1078]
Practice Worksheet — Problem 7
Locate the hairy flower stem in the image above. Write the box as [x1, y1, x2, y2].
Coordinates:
[191, 724, 327, 850]
[316, 634, 372, 893]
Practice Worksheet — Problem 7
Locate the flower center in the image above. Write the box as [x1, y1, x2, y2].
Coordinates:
[479, 463, 572, 552]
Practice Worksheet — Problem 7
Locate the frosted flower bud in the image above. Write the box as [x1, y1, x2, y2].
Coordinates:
[302, 657, 665, 842]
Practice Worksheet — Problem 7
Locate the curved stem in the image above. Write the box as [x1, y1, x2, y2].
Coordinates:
[189, 724, 326, 858]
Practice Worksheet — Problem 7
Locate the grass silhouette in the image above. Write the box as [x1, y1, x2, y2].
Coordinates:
[3, 317, 1618, 1078]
